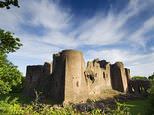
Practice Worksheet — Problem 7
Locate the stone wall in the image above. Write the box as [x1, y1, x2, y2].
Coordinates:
[110, 62, 128, 92]
[62, 50, 88, 103]
[128, 79, 151, 94]
[23, 62, 52, 97]
[84, 59, 112, 97]
[24, 49, 130, 104]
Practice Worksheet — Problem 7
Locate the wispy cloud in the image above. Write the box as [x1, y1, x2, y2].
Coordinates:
[129, 16, 154, 47]
[0, 0, 153, 76]
[85, 49, 154, 76]
[75, 0, 154, 46]
[24, 0, 71, 30]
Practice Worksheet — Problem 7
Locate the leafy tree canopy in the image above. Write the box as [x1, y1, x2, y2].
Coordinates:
[0, 0, 19, 9]
[131, 76, 148, 80]
[0, 29, 22, 54]
[0, 29, 23, 94]
[148, 73, 154, 80]
[0, 55, 23, 94]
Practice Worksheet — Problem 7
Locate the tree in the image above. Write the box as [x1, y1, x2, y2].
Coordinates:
[0, 29, 22, 53]
[0, 29, 23, 94]
[0, 0, 19, 9]
[131, 76, 148, 80]
[0, 57, 23, 94]
[0, 0, 22, 94]
[148, 73, 154, 81]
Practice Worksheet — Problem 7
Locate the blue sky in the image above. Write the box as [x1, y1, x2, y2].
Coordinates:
[0, 0, 154, 76]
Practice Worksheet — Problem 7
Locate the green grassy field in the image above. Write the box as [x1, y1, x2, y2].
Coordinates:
[121, 99, 150, 115]
[0, 81, 153, 115]
[121, 81, 154, 115]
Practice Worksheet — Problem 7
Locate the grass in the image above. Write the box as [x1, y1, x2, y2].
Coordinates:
[0, 81, 153, 115]
[122, 99, 150, 115]
[120, 80, 154, 115]
[0, 92, 31, 104]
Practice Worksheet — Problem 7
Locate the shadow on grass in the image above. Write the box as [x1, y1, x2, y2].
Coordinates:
[123, 99, 150, 115]
[0, 92, 62, 106]
[0, 93, 31, 104]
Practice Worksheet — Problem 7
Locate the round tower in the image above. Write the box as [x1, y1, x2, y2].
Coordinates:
[60, 50, 88, 103]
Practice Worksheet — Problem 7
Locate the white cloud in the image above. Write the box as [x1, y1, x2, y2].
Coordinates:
[75, 0, 151, 46]
[129, 16, 154, 47]
[24, 0, 71, 30]
[0, 8, 23, 32]
[41, 31, 78, 48]
[76, 13, 126, 45]
[0, 0, 153, 77]
[9, 34, 60, 61]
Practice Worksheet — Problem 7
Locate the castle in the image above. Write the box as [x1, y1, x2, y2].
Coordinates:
[24, 49, 131, 104]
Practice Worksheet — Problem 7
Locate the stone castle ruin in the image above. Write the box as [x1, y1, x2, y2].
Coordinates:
[24, 49, 131, 104]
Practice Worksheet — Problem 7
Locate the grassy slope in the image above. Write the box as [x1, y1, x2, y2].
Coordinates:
[0, 81, 153, 115]
[0, 93, 31, 104]
[121, 81, 154, 115]
[123, 99, 150, 115]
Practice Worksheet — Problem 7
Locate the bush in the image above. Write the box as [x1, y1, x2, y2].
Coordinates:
[0, 99, 132, 115]
[0, 64, 23, 94]
[148, 73, 154, 81]
[131, 76, 147, 80]
[0, 29, 23, 95]
[147, 81, 154, 114]
[0, 53, 23, 94]
[0, 97, 24, 114]
[105, 103, 130, 115]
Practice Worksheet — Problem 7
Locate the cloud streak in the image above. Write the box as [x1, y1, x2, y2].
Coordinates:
[85, 49, 154, 76]
[0, 0, 153, 76]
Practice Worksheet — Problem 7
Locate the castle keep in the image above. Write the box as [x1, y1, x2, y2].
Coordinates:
[24, 49, 131, 104]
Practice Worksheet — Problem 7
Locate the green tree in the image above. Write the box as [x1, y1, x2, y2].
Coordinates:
[131, 76, 148, 80]
[0, 29, 23, 94]
[148, 73, 154, 81]
[0, 29, 22, 53]
[0, 0, 19, 9]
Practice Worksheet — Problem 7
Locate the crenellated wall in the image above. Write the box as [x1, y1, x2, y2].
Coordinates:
[23, 49, 130, 104]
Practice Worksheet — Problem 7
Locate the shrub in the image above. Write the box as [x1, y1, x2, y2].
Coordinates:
[0, 29, 23, 95]
[0, 63, 23, 94]
[106, 103, 130, 115]
[131, 76, 147, 80]
[0, 97, 24, 114]
[0, 53, 23, 94]
[147, 81, 154, 114]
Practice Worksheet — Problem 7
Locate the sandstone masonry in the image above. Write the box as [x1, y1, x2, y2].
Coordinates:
[23, 49, 130, 104]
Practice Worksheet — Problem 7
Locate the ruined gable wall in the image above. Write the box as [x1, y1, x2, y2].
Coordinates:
[23, 63, 52, 97]
[99, 60, 112, 87]
[48, 53, 65, 102]
[84, 59, 112, 97]
[110, 62, 128, 92]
